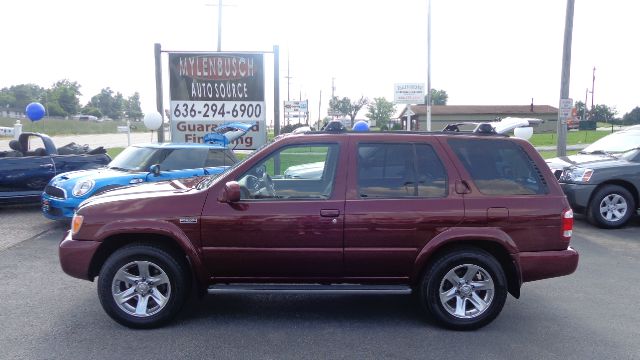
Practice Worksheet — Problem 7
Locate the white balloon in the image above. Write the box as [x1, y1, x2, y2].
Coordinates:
[143, 112, 163, 130]
[514, 126, 533, 140]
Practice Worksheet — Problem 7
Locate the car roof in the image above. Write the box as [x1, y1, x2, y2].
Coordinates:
[282, 129, 510, 140]
[130, 142, 227, 149]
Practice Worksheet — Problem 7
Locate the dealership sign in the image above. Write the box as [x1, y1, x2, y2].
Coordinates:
[168, 52, 266, 149]
[394, 83, 425, 104]
[284, 100, 308, 113]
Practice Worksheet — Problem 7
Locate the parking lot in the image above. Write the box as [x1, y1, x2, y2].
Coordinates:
[0, 205, 639, 359]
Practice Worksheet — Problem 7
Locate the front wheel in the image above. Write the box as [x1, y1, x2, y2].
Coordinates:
[97, 244, 190, 328]
[588, 185, 635, 229]
[420, 248, 507, 330]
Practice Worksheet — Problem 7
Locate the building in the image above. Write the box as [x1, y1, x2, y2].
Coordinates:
[399, 104, 559, 132]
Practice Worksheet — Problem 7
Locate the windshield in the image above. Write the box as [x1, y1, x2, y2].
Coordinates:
[109, 146, 157, 171]
[581, 131, 640, 154]
[109, 146, 208, 171]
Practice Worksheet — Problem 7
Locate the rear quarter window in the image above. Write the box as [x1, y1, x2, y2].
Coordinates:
[447, 138, 547, 195]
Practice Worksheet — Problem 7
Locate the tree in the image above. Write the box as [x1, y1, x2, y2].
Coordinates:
[366, 97, 396, 130]
[424, 88, 448, 105]
[38, 80, 83, 117]
[622, 107, 640, 125]
[81, 106, 103, 118]
[0, 89, 16, 108]
[89, 88, 121, 119]
[2, 84, 45, 110]
[575, 100, 587, 120]
[124, 92, 143, 120]
[589, 104, 617, 123]
[329, 96, 369, 123]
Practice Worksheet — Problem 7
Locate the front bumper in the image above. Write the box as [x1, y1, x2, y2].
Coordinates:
[42, 194, 82, 220]
[560, 183, 597, 213]
[59, 231, 101, 280]
[517, 247, 579, 283]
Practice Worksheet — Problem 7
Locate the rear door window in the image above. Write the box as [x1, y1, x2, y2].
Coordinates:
[447, 138, 547, 195]
[357, 143, 447, 198]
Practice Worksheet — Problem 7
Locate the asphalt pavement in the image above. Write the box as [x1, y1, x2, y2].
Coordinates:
[0, 208, 639, 360]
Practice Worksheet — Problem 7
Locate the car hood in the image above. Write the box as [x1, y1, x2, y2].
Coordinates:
[49, 167, 145, 192]
[546, 154, 632, 171]
[283, 161, 324, 179]
[80, 177, 204, 208]
[54, 167, 138, 182]
[76, 177, 210, 221]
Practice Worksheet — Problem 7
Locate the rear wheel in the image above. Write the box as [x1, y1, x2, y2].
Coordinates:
[588, 185, 635, 229]
[97, 244, 190, 328]
[420, 248, 507, 330]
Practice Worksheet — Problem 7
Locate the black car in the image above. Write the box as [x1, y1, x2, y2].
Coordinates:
[547, 127, 640, 228]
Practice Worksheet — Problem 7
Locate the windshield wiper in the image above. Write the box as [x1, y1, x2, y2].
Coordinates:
[109, 166, 129, 171]
[578, 149, 611, 156]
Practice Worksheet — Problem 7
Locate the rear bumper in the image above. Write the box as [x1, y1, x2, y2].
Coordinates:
[517, 247, 579, 283]
[59, 231, 100, 280]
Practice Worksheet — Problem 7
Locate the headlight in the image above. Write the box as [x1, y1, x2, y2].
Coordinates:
[72, 179, 95, 197]
[560, 168, 594, 183]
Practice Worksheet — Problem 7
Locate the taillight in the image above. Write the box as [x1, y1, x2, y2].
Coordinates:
[561, 209, 573, 242]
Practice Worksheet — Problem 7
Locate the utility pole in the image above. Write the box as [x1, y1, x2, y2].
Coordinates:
[273, 45, 280, 136]
[426, 0, 432, 131]
[556, 0, 575, 157]
[318, 90, 322, 130]
[591, 66, 596, 109]
[217, 0, 222, 51]
[206, 2, 234, 51]
[284, 53, 292, 125]
[584, 88, 589, 121]
[331, 77, 335, 98]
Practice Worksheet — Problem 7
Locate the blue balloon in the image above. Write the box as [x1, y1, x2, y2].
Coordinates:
[352, 120, 370, 132]
[26, 102, 46, 121]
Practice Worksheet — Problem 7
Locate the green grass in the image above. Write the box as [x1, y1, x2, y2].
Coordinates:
[538, 150, 579, 159]
[107, 147, 124, 158]
[528, 130, 610, 147]
[0, 117, 149, 136]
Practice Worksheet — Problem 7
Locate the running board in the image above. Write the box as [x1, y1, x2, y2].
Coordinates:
[207, 284, 413, 295]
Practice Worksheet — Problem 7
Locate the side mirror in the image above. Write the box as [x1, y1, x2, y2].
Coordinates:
[218, 181, 241, 203]
[149, 164, 161, 176]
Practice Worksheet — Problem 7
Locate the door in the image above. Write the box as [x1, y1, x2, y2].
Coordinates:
[200, 141, 346, 280]
[343, 139, 465, 279]
[0, 156, 55, 200]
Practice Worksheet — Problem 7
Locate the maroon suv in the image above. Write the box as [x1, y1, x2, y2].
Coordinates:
[59, 129, 578, 330]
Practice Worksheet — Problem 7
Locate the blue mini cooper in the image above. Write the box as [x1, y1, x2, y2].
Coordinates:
[41, 123, 252, 220]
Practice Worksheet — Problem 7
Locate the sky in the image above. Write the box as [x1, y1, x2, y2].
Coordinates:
[1, 0, 639, 124]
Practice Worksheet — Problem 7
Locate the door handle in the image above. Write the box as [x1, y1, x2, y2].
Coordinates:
[320, 209, 340, 217]
[39, 164, 53, 168]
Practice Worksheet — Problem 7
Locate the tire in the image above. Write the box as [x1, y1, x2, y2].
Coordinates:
[587, 185, 635, 229]
[97, 244, 190, 329]
[419, 248, 507, 330]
